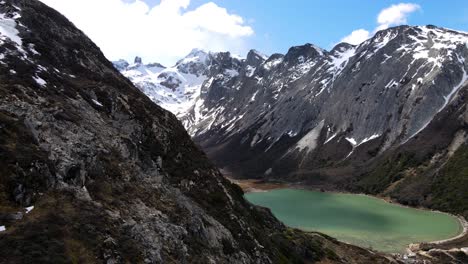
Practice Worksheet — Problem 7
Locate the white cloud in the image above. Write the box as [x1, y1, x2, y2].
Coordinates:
[377, 3, 421, 31]
[39, 0, 254, 66]
[340, 2, 420, 45]
[340, 29, 371, 45]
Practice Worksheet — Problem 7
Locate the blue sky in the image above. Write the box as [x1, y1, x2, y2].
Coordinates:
[146, 0, 468, 54]
[41, 0, 468, 65]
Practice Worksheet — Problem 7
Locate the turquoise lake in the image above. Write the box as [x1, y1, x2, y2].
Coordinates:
[245, 189, 462, 253]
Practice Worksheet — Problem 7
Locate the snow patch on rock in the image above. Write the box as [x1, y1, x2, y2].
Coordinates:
[0, 12, 22, 46]
[295, 120, 324, 153]
[33, 75, 46, 87]
[264, 58, 283, 70]
[329, 46, 356, 76]
[92, 99, 103, 107]
[25, 206, 34, 214]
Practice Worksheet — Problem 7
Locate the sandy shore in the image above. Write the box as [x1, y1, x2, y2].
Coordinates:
[227, 178, 288, 193]
[229, 177, 468, 252]
[408, 215, 468, 252]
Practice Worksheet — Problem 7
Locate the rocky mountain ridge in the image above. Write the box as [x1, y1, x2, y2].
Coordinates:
[114, 48, 252, 120]
[189, 25, 467, 143]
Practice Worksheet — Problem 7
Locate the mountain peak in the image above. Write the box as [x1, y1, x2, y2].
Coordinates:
[175, 49, 209, 66]
[186, 48, 209, 58]
[330, 42, 355, 56]
[189, 48, 207, 54]
[146, 62, 166, 69]
[248, 49, 268, 59]
[246, 49, 268, 67]
[134, 56, 143, 64]
[284, 43, 324, 65]
[112, 59, 129, 71]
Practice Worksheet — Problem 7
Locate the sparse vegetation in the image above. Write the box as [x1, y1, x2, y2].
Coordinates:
[431, 145, 468, 218]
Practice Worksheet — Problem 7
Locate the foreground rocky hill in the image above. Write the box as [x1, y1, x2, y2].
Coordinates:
[0, 0, 401, 263]
[127, 25, 468, 220]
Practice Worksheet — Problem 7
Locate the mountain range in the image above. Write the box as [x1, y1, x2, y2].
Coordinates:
[0, 0, 466, 263]
[116, 25, 468, 220]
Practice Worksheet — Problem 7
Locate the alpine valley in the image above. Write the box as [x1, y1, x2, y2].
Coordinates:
[116, 25, 468, 221]
[0, 0, 466, 263]
[115, 23, 468, 262]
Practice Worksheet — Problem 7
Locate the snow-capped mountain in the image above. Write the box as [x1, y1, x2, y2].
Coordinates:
[116, 25, 468, 219]
[114, 49, 267, 123]
[114, 26, 468, 170]
[193, 26, 468, 216]
[187, 25, 468, 170]
[114, 49, 211, 116]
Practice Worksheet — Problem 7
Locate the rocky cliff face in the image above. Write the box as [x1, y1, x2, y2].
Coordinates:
[0, 0, 397, 263]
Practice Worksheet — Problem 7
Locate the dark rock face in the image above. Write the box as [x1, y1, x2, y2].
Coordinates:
[146, 62, 166, 69]
[0, 0, 396, 263]
[245, 50, 267, 68]
[134, 56, 143, 64]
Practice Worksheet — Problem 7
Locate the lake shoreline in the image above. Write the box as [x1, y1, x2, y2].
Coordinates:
[228, 177, 467, 254]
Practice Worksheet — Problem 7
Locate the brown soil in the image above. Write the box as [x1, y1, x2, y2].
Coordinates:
[226, 178, 288, 193]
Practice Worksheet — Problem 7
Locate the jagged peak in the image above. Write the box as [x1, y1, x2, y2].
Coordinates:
[175, 48, 210, 67]
[266, 53, 285, 61]
[231, 53, 245, 60]
[330, 43, 356, 57]
[113, 57, 166, 72]
[210, 51, 243, 65]
[134, 56, 143, 64]
[186, 48, 209, 58]
[112, 59, 130, 71]
[308, 43, 326, 56]
[247, 49, 268, 60]
[246, 49, 268, 67]
[146, 62, 166, 69]
[284, 43, 325, 64]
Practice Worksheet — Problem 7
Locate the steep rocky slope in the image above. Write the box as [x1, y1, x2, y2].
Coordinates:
[0, 0, 399, 263]
[350, 85, 468, 218]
